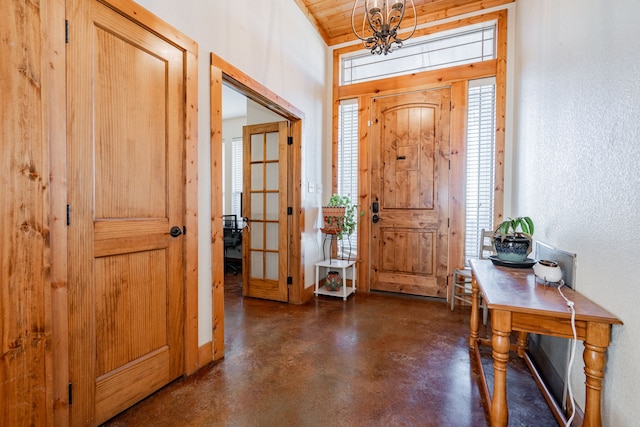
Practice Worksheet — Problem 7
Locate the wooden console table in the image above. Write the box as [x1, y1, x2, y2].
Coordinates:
[469, 259, 622, 427]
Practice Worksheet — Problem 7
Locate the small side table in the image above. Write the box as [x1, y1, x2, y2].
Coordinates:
[314, 259, 356, 301]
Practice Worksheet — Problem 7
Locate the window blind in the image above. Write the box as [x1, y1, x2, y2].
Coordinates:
[232, 138, 243, 220]
[337, 99, 359, 258]
[465, 79, 496, 259]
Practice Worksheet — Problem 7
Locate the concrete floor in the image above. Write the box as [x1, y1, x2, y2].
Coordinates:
[104, 274, 556, 427]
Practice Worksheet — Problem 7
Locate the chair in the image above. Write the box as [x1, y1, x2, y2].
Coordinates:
[223, 215, 242, 275]
[450, 229, 495, 324]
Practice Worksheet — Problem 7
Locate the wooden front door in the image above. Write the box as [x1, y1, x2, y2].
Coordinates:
[370, 89, 451, 298]
[67, 1, 186, 424]
[242, 122, 289, 302]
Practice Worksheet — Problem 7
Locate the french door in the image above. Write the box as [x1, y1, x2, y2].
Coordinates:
[242, 122, 290, 302]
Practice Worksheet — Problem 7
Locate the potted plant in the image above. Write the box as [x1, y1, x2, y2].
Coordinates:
[321, 194, 358, 241]
[493, 216, 534, 262]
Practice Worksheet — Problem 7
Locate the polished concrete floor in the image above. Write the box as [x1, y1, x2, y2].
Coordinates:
[104, 274, 556, 427]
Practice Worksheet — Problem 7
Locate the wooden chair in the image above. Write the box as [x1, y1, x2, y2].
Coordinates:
[450, 229, 494, 324]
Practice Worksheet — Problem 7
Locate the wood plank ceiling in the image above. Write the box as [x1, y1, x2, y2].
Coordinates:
[293, 0, 514, 46]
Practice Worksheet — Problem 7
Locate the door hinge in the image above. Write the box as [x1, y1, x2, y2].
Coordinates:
[287, 136, 293, 145]
[448, 218, 450, 228]
[182, 225, 187, 235]
[66, 204, 70, 226]
[287, 276, 293, 285]
[65, 20, 69, 44]
[449, 160, 451, 170]
[68, 383, 73, 405]
[287, 207, 293, 215]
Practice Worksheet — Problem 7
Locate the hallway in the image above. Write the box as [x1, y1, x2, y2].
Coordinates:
[104, 275, 555, 426]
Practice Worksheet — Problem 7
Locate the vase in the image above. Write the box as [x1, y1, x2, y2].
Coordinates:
[322, 206, 346, 234]
[494, 236, 531, 262]
[325, 271, 343, 291]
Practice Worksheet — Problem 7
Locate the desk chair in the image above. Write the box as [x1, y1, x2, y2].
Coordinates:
[451, 229, 494, 324]
[223, 215, 241, 275]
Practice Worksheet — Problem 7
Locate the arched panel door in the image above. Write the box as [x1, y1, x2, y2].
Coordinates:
[370, 89, 451, 298]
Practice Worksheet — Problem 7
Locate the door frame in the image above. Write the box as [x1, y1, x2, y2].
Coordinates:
[210, 53, 304, 361]
[53, 0, 199, 423]
[332, 10, 508, 294]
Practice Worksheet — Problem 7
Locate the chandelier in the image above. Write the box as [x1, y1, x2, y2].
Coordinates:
[351, 0, 417, 55]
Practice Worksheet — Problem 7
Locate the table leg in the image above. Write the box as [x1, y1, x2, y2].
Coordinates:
[469, 275, 480, 349]
[517, 331, 528, 358]
[491, 309, 512, 427]
[582, 322, 610, 427]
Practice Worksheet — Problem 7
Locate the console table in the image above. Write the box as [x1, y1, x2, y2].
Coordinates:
[469, 259, 622, 427]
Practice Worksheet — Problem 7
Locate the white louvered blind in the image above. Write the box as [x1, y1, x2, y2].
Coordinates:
[465, 79, 496, 259]
[231, 137, 243, 220]
[337, 99, 359, 258]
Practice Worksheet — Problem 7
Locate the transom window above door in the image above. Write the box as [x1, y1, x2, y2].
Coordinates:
[340, 21, 496, 86]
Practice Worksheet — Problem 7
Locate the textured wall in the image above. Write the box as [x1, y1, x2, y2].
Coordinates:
[513, 1, 640, 424]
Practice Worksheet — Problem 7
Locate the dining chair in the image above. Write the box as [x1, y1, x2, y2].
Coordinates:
[450, 229, 494, 324]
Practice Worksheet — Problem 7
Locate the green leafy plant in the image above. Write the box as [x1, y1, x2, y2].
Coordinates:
[324, 194, 359, 240]
[494, 216, 534, 242]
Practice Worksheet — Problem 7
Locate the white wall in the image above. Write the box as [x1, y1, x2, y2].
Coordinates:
[134, 0, 329, 345]
[513, 1, 640, 424]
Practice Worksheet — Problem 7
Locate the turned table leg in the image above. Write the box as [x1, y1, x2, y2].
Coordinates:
[491, 310, 512, 427]
[517, 331, 528, 358]
[582, 322, 611, 427]
[469, 275, 480, 349]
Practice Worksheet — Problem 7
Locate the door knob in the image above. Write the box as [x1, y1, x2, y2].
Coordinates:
[372, 214, 380, 223]
[170, 226, 183, 237]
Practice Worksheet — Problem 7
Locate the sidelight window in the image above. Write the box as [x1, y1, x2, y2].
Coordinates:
[465, 78, 496, 259]
[337, 99, 359, 257]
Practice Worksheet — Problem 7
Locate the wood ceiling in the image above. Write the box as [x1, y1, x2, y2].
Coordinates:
[293, 0, 514, 46]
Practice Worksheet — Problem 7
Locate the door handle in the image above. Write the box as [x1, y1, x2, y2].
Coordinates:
[372, 214, 381, 223]
[169, 226, 183, 237]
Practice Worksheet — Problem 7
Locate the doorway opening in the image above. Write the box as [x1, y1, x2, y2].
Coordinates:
[211, 54, 304, 361]
[221, 83, 287, 281]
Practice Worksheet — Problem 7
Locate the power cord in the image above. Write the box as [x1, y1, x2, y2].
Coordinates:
[556, 279, 578, 427]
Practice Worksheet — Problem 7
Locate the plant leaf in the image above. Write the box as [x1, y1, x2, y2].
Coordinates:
[523, 216, 534, 235]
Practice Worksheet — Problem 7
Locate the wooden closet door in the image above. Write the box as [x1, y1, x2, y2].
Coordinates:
[67, 1, 186, 424]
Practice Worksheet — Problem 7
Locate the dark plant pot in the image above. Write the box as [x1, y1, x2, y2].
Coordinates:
[325, 271, 343, 291]
[494, 236, 531, 262]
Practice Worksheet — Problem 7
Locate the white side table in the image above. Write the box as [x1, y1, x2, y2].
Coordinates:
[314, 259, 356, 301]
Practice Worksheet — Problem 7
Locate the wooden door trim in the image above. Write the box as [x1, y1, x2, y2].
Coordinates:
[49, 0, 68, 424]
[210, 53, 305, 362]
